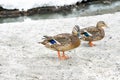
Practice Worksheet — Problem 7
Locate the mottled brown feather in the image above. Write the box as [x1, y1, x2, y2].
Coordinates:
[80, 21, 107, 41]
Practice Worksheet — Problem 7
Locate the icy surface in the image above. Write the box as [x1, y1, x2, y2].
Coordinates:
[0, 0, 83, 10]
[0, 12, 120, 80]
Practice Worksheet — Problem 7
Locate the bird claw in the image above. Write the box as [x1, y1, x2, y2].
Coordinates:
[88, 42, 96, 47]
[59, 55, 69, 60]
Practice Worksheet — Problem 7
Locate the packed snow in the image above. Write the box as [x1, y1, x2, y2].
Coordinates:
[0, 0, 83, 10]
[0, 12, 120, 80]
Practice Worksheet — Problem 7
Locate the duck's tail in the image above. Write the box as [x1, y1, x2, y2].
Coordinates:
[43, 35, 52, 39]
[38, 35, 53, 45]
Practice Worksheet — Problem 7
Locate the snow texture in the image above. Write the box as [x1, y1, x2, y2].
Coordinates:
[0, 12, 120, 80]
[0, 0, 83, 10]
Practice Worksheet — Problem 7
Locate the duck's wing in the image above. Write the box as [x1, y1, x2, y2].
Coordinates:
[52, 33, 80, 51]
[40, 33, 71, 45]
[40, 33, 80, 51]
[53, 33, 72, 45]
[80, 26, 99, 35]
[40, 33, 72, 49]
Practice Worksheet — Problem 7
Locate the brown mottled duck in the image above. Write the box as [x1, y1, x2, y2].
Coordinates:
[80, 21, 107, 47]
[39, 25, 81, 60]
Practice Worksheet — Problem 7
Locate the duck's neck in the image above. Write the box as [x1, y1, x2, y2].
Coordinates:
[97, 25, 104, 30]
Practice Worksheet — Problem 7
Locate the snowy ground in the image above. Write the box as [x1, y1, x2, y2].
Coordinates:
[0, 12, 120, 80]
[0, 0, 83, 10]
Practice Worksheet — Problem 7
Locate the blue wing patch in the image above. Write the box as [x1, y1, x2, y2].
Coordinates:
[83, 32, 90, 37]
[82, 30, 92, 37]
[49, 39, 57, 44]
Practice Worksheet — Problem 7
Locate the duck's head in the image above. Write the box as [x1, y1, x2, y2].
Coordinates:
[96, 21, 107, 29]
[72, 25, 81, 38]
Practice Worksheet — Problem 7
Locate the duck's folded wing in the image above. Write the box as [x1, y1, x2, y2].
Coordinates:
[47, 34, 72, 50]
[80, 27, 99, 35]
[54, 34, 72, 45]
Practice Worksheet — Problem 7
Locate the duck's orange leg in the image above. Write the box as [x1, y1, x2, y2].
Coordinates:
[57, 51, 61, 59]
[57, 51, 69, 60]
[88, 41, 95, 47]
[61, 51, 69, 60]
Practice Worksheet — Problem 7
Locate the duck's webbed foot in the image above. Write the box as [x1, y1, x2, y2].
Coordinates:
[61, 51, 69, 60]
[57, 51, 69, 60]
[88, 41, 95, 47]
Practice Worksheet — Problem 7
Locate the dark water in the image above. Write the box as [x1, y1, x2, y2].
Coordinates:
[0, 1, 120, 23]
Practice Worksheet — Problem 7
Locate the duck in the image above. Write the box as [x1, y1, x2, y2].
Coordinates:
[39, 25, 81, 60]
[80, 21, 107, 47]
